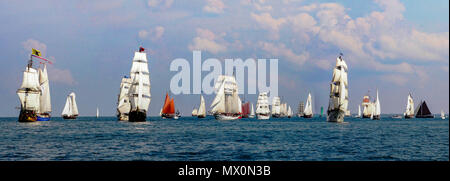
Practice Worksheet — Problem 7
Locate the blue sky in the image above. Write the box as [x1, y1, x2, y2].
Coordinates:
[0, 0, 448, 117]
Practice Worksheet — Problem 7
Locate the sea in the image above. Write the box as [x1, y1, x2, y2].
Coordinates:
[0, 115, 448, 161]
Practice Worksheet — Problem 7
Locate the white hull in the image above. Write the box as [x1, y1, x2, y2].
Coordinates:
[257, 114, 270, 120]
[214, 114, 240, 121]
[327, 110, 345, 123]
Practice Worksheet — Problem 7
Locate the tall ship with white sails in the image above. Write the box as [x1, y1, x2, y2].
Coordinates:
[62, 92, 78, 119]
[128, 47, 151, 122]
[404, 93, 414, 119]
[255, 92, 270, 120]
[117, 76, 132, 121]
[17, 53, 41, 122]
[303, 92, 313, 118]
[362, 93, 374, 118]
[210, 74, 242, 120]
[37, 63, 52, 121]
[327, 54, 348, 123]
[372, 89, 381, 120]
[271, 96, 281, 118]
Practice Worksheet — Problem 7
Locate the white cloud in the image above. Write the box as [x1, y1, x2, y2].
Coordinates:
[251, 12, 287, 39]
[203, 0, 225, 14]
[138, 26, 165, 41]
[259, 41, 309, 66]
[188, 28, 226, 54]
[147, 0, 173, 8]
[22, 39, 47, 56]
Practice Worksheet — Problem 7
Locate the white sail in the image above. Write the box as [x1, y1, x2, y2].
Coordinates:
[211, 75, 241, 114]
[358, 105, 361, 117]
[96, 107, 99, 118]
[62, 96, 72, 116]
[70, 92, 78, 115]
[287, 106, 293, 117]
[271, 96, 281, 115]
[374, 89, 381, 116]
[256, 92, 270, 114]
[192, 108, 198, 116]
[304, 93, 313, 116]
[197, 95, 206, 117]
[117, 77, 132, 114]
[17, 67, 41, 112]
[327, 55, 348, 123]
[38, 64, 51, 113]
[210, 79, 226, 114]
[405, 93, 415, 116]
[129, 51, 151, 112]
[250, 103, 255, 117]
[441, 110, 445, 119]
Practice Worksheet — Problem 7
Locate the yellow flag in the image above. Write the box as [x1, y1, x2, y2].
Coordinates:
[32, 48, 41, 56]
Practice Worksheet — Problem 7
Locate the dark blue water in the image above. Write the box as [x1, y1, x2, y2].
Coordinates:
[0, 115, 448, 161]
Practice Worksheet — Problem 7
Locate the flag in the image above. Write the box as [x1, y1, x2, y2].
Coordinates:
[32, 48, 42, 57]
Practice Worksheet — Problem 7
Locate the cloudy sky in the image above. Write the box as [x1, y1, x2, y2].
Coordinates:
[0, 0, 448, 117]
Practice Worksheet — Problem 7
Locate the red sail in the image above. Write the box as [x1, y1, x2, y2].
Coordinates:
[162, 93, 175, 114]
[242, 102, 250, 117]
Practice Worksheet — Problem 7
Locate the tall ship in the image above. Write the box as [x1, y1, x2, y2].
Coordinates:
[404, 93, 414, 119]
[280, 103, 288, 117]
[210, 75, 242, 120]
[117, 76, 132, 121]
[362, 93, 374, 118]
[17, 54, 41, 122]
[62, 92, 79, 119]
[297, 101, 304, 117]
[303, 92, 313, 118]
[415, 100, 434, 118]
[327, 54, 348, 123]
[161, 93, 176, 119]
[271, 96, 281, 118]
[37, 64, 52, 121]
[372, 89, 381, 120]
[241, 101, 250, 118]
[128, 47, 151, 122]
[255, 92, 270, 120]
[249, 103, 255, 118]
[197, 95, 206, 118]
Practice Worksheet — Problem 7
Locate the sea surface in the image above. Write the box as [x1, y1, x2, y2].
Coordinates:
[0, 115, 448, 161]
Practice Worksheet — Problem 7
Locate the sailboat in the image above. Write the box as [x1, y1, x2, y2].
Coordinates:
[297, 101, 304, 117]
[192, 108, 198, 117]
[255, 92, 270, 120]
[327, 54, 348, 123]
[354, 105, 361, 118]
[96, 107, 99, 118]
[441, 110, 445, 119]
[161, 93, 176, 119]
[404, 93, 414, 119]
[287, 106, 293, 118]
[280, 103, 288, 118]
[62, 92, 78, 119]
[210, 75, 242, 120]
[37, 64, 51, 121]
[271, 96, 281, 118]
[197, 95, 206, 118]
[362, 93, 373, 118]
[241, 101, 250, 118]
[17, 57, 41, 122]
[303, 93, 313, 118]
[372, 89, 381, 120]
[249, 103, 255, 118]
[128, 47, 151, 122]
[415, 100, 434, 118]
[117, 76, 132, 121]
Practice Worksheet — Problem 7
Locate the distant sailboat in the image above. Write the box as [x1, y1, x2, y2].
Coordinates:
[210, 75, 241, 120]
[327, 54, 348, 123]
[241, 101, 250, 118]
[355, 105, 361, 118]
[404, 93, 414, 119]
[249, 103, 255, 118]
[255, 92, 270, 120]
[441, 110, 445, 120]
[297, 101, 304, 117]
[303, 93, 313, 118]
[280, 103, 288, 118]
[17, 58, 41, 122]
[271, 96, 281, 118]
[161, 92, 176, 119]
[415, 100, 434, 118]
[96, 107, 99, 118]
[197, 95, 206, 118]
[362, 93, 374, 118]
[192, 108, 198, 117]
[128, 47, 151, 122]
[62, 92, 78, 119]
[287, 106, 293, 118]
[117, 76, 132, 121]
[372, 89, 381, 120]
[37, 64, 51, 121]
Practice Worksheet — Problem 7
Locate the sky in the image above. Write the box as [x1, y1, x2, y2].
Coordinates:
[0, 0, 448, 117]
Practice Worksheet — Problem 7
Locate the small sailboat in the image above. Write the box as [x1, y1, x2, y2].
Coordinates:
[404, 93, 414, 119]
[210, 75, 242, 120]
[62, 92, 78, 119]
[303, 93, 313, 118]
[174, 109, 181, 119]
[287, 106, 293, 118]
[192, 108, 198, 117]
[96, 107, 99, 118]
[128, 47, 151, 122]
[372, 89, 381, 120]
[197, 95, 206, 118]
[415, 100, 434, 118]
[161, 93, 176, 119]
[391, 115, 402, 119]
[255, 92, 270, 120]
[271, 96, 281, 118]
[441, 110, 445, 119]
[327, 53, 348, 123]
[357, 105, 361, 118]
[297, 101, 304, 117]
[249, 103, 255, 118]
[117, 76, 132, 121]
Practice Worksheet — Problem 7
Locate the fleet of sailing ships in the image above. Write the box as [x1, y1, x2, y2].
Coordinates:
[16, 48, 447, 122]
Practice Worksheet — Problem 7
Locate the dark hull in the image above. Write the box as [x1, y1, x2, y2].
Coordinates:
[161, 113, 175, 119]
[18, 109, 37, 122]
[372, 115, 380, 120]
[272, 114, 280, 118]
[327, 110, 345, 123]
[303, 114, 313, 118]
[415, 115, 434, 118]
[362, 115, 371, 118]
[404, 115, 414, 119]
[63, 115, 78, 119]
[197, 115, 206, 118]
[129, 111, 146, 122]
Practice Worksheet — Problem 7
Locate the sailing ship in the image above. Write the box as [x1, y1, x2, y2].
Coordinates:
[210, 75, 242, 120]
[415, 100, 434, 118]
[161, 93, 176, 119]
[303, 92, 313, 118]
[271, 96, 281, 118]
[37, 64, 51, 121]
[117, 76, 132, 121]
[191, 108, 198, 117]
[327, 54, 349, 123]
[372, 89, 381, 120]
[441, 110, 446, 120]
[128, 47, 151, 122]
[362, 93, 374, 118]
[249, 103, 255, 118]
[280, 103, 288, 117]
[255, 92, 270, 120]
[297, 101, 304, 117]
[354, 105, 361, 118]
[62, 92, 79, 119]
[287, 106, 293, 118]
[241, 101, 250, 118]
[404, 93, 414, 119]
[17, 57, 41, 122]
[197, 95, 206, 118]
